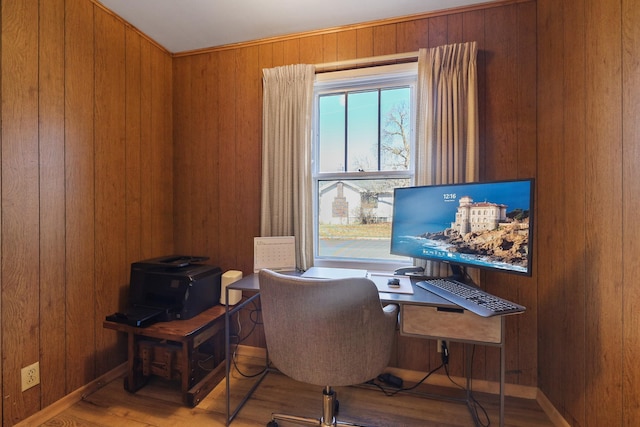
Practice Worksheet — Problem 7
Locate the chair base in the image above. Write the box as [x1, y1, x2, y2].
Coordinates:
[267, 414, 365, 427]
[267, 386, 371, 427]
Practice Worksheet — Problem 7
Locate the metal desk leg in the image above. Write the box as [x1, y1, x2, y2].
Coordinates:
[225, 292, 231, 425]
[225, 291, 269, 426]
[465, 329, 505, 427]
[499, 316, 505, 427]
[465, 344, 482, 427]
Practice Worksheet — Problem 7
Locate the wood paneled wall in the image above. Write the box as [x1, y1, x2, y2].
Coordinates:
[172, 0, 539, 392]
[6, 0, 637, 425]
[0, 0, 173, 424]
[537, 0, 640, 425]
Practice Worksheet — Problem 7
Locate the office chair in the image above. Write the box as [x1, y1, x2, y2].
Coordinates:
[258, 269, 399, 427]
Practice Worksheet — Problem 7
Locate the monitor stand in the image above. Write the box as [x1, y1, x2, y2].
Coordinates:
[448, 265, 465, 281]
[393, 264, 467, 282]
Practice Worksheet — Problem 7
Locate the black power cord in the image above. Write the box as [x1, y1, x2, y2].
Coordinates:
[367, 362, 445, 397]
[370, 340, 491, 427]
[377, 372, 404, 388]
[228, 299, 268, 378]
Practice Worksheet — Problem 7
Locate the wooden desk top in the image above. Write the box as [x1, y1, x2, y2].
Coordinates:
[103, 304, 226, 342]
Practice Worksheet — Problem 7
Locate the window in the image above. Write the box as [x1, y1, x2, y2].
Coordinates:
[312, 63, 417, 269]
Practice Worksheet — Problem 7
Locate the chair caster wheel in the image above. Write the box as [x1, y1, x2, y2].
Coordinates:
[267, 421, 278, 427]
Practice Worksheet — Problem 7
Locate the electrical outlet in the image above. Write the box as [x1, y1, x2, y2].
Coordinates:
[21, 361, 40, 392]
[436, 339, 448, 353]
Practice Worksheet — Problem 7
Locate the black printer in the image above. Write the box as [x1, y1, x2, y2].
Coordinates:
[106, 255, 222, 327]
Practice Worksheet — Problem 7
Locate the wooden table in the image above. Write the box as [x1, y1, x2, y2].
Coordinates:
[104, 304, 227, 407]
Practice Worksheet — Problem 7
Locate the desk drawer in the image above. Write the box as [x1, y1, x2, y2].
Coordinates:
[401, 304, 502, 344]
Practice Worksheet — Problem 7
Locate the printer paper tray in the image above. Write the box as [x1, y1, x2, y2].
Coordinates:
[106, 305, 170, 328]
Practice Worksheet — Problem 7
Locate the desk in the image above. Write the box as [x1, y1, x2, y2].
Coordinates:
[104, 305, 227, 407]
[224, 274, 509, 427]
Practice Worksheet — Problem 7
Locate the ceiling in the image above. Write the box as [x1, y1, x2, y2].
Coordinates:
[98, 0, 497, 54]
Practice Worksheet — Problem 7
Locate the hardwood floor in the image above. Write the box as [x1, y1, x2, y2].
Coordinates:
[36, 352, 555, 427]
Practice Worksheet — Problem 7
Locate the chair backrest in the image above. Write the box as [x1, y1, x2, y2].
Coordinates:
[258, 269, 397, 387]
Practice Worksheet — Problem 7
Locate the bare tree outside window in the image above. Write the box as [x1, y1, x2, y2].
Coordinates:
[381, 100, 411, 171]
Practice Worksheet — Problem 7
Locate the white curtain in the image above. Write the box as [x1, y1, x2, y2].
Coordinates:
[260, 64, 316, 270]
[415, 42, 479, 277]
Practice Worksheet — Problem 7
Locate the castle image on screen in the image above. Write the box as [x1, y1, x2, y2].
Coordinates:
[390, 179, 534, 276]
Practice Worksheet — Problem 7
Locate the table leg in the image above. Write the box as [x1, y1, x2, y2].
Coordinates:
[181, 341, 191, 405]
[124, 332, 148, 392]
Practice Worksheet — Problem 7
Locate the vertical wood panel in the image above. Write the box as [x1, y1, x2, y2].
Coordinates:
[561, 0, 587, 423]
[38, 0, 67, 408]
[584, 0, 623, 424]
[622, 0, 640, 423]
[515, 2, 538, 180]
[372, 24, 396, 56]
[0, 15, 2, 421]
[271, 41, 285, 67]
[259, 43, 274, 70]
[463, 9, 486, 181]
[150, 46, 174, 255]
[139, 39, 154, 258]
[512, 0, 538, 387]
[172, 56, 193, 254]
[1, 0, 41, 423]
[393, 335, 432, 372]
[190, 54, 209, 255]
[236, 46, 262, 274]
[483, 5, 518, 181]
[356, 27, 374, 57]
[322, 33, 338, 63]
[216, 50, 238, 269]
[396, 19, 429, 52]
[447, 13, 463, 43]
[427, 15, 448, 47]
[282, 38, 300, 65]
[536, 0, 567, 411]
[94, 8, 127, 375]
[300, 34, 325, 64]
[140, 43, 173, 257]
[125, 28, 143, 266]
[206, 52, 222, 263]
[335, 30, 357, 62]
[64, 0, 96, 392]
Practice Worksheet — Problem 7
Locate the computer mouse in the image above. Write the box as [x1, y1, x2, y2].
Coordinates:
[387, 278, 400, 288]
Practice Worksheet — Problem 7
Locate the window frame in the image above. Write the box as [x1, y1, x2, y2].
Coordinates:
[311, 63, 418, 271]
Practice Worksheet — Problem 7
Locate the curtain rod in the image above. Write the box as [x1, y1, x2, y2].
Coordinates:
[314, 51, 419, 73]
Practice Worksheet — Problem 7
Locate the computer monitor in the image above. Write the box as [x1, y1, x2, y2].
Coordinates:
[390, 178, 534, 277]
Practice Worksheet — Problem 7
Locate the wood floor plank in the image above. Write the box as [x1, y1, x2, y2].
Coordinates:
[37, 354, 555, 427]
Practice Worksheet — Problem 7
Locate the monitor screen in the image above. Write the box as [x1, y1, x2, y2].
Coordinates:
[390, 179, 534, 276]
